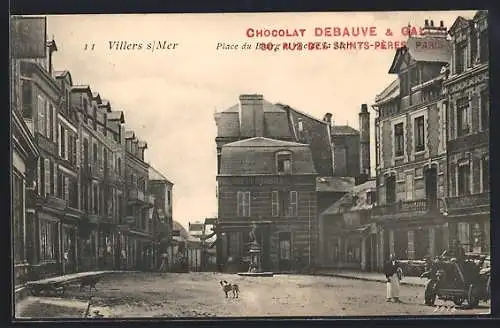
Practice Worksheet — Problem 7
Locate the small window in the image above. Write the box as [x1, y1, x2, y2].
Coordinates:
[237, 191, 251, 217]
[394, 123, 404, 157]
[288, 191, 298, 217]
[455, 42, 467, 74]
[276, 152, 292, 174]
[414, 116, 425, 152]
[272, 191, 279, 217]
[456, 97, 469, 137]
[480, 89, 489, 131]
[366, 191, 376, 205]
[457, 163, 470, 196]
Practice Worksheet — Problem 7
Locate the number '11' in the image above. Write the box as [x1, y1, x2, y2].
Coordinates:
[84, 43, 95, 51]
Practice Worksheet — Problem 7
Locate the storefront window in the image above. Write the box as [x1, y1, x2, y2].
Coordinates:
[346, 237, 361, 263]
[40, 220, 57, 261]
[12, 172, 25, 263]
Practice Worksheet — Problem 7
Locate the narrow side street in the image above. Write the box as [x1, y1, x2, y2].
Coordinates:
[15, 272, 490, 318]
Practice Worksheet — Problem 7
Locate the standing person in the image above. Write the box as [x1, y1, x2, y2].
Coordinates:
[121, 249, 127, 270]
[384, 253, 402, 302]
[159, 250, 169, 272]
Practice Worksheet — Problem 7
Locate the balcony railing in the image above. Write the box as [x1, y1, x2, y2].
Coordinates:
[371, 199, 442, 217]
[446, 192, 490, 212]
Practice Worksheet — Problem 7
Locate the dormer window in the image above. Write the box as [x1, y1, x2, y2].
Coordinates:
[276, 151, 292, 174]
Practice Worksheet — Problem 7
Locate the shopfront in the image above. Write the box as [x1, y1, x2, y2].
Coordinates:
[61, 224, 77, 274]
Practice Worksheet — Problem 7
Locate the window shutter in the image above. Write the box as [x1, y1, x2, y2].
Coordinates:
[45, 100, 50, 139]
[58, 125, 62, 157]
[38, 95, 45, 134]
[64, 177, 69, 202]
[44, 158, 50, 196]
[472, 157, 481, 193]
[37, 158, 42, 196]
[272, 191, 279, 217]
[471, 94, 480, 133]
[449, 102, 455, 140]
[236, 191, 242, 217]
[52, 104, 57, 142]
[76, 138, 80, 167]
[449, 164, 456, 197]
[246, 192, 251, 217]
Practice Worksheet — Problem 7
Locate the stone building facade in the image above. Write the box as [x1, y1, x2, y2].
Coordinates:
[216, 137, 318, 272]
[124, 130, 155, 270]
[372, 19, 451, 269]
[443, 11, 489, 254]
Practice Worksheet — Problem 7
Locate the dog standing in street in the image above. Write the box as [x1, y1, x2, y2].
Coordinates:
[219, 280, 240, 298]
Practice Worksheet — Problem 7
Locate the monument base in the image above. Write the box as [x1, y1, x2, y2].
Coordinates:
[236, 272, 274, 277]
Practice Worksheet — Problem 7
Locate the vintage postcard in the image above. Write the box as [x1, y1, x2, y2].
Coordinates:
[10, 10, 490, 319]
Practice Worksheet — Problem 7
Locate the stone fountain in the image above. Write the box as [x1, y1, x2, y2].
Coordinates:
[237, 223, 274, 277]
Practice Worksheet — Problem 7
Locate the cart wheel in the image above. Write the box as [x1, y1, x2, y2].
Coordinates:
[467, 284, 479, 308]
[424, 281, 437, 306]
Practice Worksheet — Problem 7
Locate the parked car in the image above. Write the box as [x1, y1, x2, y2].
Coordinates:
[420, 255, 490, 308]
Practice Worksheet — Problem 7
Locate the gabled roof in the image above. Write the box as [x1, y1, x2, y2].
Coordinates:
[53, 70, 73, 85]
[276, 103, 328, 125]
[316, 176, 355, 193]
[448, 16, 472, 34]
[332, 125, 359, 136]
[107, 111, 125, 123]
[92, 92, 102, 104]
[71, 85, 93, 99]
[149, 166, 174, 184]
[125, 130, 135, 139]
[388, 37, 451, 74]
[374, 79, 400, 104]
[223, 136, 307, 148]
[320, 179, 376, 216]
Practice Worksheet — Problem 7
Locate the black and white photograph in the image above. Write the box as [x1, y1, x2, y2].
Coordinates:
[10, 10, 491, 319]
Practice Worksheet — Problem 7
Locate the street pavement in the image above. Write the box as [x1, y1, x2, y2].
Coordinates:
[15, 272, 490, 319]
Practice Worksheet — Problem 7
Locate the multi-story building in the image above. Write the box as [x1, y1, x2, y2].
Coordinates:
[149, 166, 174, 262]
[69, 86, 124, 270]
[124, 130, 155, 270]
[12, 79, 40, 286]
[17, 39, 81, 279]
[371, 19, 451, 269]
[443, 11, 489, 254]
[53, 70, 83, 275]
[216, 137, 318, 272]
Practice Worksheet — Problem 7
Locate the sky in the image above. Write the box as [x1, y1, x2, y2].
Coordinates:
[44, 10, 477, 230]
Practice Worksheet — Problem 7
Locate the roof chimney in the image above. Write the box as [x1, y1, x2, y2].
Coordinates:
[359, 104, 371, 178]
[430, 20, 434, 27]
[440, 20, 444, 28]
[425, 19, 429, 27]
[323, 112, 332, 125]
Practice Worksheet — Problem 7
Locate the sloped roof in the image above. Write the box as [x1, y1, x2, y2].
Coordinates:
[275, 103, 328, 125]
[149, 166, 173, 184]
[332, 125, 359, 135]
[173, 221, 189, 239]
[125, 130, 135, 139]
[107, 111, 125, 123]
[223, 136, 307, 148]
[375, 79, 400, 104]
[219, 137, 317, 176]
[220, 99, 285, 113]
[316, 176, 355, 192]
[321, 179, 376, 216]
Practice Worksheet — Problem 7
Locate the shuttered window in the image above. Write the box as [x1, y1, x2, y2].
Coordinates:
[289, 191, 298, 217]
[237, 191, 251, 217]
[272, 191, 279, 217]
[38, 95, 45, 135]
[43, 158, 50, 197]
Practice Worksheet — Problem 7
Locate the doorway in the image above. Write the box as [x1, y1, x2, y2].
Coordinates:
[425, 166, 438, 209]
[278, 231, 292, 272]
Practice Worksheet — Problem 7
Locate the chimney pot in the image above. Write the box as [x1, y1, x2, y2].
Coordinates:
[425, 19, 429, 26]
[360, 104, 368, 113]
[430, 20, 434, 27]
[440, 20, 444, 28]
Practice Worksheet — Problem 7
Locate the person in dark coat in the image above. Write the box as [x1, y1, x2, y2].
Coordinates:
[384, 253, 402, 302]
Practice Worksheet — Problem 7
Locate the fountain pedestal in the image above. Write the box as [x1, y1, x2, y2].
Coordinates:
[237, 241, 274, 277]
